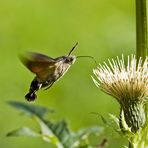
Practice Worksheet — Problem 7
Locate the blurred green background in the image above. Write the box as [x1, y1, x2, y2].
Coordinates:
[0, 0, 136, 147]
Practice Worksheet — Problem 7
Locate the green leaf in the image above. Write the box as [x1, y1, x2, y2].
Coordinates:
[108, 113, 119, 127]
[44, 120, 74, 148]
[7, 101, 104, 148]
[90, 112, 108, 125]
[8, 101, 54, 119]
[34, 117, 63, 147]
[73, 126, 104, 147]
[6, 127, 40, 137]
[75, 126, 103, 137]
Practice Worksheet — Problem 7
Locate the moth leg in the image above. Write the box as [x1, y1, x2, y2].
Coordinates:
[38, 83, 42, 89]
[43, 82, 54, 90]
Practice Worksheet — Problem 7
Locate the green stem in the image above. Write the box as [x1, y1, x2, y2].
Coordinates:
[136, 0, 148, 59]
[129, 141, 134, 148]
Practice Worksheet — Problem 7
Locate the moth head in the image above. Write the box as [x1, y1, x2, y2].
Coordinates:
[64, 55, 76, 64]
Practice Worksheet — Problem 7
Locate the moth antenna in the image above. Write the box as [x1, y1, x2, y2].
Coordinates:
[76, 55, 98, 66]
[68, 42, 78, 56]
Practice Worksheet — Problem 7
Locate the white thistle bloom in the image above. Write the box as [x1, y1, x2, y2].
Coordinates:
[93, 55, 148, 103]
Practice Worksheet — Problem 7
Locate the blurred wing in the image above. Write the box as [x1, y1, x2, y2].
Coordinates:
[20, 52, 57, 81]
[27, 52, 54, 62]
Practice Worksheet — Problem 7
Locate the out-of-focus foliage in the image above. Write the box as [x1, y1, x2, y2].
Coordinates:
[7, 101, 105, 148]
[0, 0, 135, 147]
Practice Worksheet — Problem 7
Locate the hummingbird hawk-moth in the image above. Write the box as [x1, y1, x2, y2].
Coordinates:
[20, 43, 97, 102]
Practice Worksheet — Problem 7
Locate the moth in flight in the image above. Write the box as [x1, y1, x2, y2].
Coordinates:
[20, 43, 97, 102]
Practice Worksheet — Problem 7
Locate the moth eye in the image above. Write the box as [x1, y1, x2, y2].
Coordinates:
[65, 59, 70, 63]
[65, 57, 74, 63]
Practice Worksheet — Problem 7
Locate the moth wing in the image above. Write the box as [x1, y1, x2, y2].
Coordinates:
[20, 52, 57, 81]
[27, 52, 54, 62]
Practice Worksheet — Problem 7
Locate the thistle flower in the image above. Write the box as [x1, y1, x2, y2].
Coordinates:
[93, 55, 148, 133]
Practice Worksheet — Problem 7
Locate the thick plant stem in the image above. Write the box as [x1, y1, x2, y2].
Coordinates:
[129, 142, 134, 148]
[136, 0, 148, 59]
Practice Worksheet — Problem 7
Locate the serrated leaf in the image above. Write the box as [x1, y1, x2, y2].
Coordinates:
[8, 101, 71, 147]
[7, 101, 104, 148]
[45, 120, 74, 148]
[34, 117, 63, 147]
[7, 127, 40, 137]
[8, 101, 54, 119]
